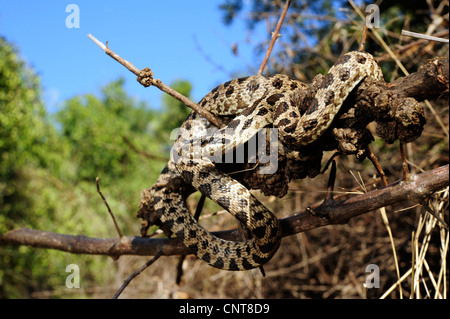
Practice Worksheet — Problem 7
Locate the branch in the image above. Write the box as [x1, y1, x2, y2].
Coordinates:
[87, 34, 223, 128]
[258, 0, 291, 75]
[390, 57, 449, 101]
[2, 165, 448, 257]
[96, 177, 123, 239]
[112, 251, 162, 299]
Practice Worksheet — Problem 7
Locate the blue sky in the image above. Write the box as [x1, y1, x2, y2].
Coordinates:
[0, 1, 267, 112]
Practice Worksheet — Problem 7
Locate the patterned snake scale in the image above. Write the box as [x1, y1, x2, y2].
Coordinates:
[146, 51, 383, 271]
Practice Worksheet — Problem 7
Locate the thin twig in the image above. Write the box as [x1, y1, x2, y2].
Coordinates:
[419, 199, 449, 230]
[348, 0, 410, 76]
[366, 144, 403, 296]
[365, 146, 388, 186]
[358, 25, 369, 51]
[104, 40, 140, 75]
[325, 160, 337, 201]
[401, 30, 449, 43]
[87, 33, 222, 128]
[175, 255, 187, 285]
[377, 30, 449, 62]
[365, 145, 403, 297]
[399, 142, 411, 181]
[348, 0, 449, 140]
[258, 0, 291, 75]
[379, 205, 404, 298]
[321, 151, 341, 174]
[112, 250, 163, 299]
[96, 177, 123, 238]
[365, 143, 404, 297]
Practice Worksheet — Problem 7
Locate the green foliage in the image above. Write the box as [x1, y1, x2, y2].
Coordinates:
[0, 35, 191, 297]
[153, 79, 192, 142]
[0, 36, 62, 230]
[219, 0, 243, 25]
[0, 36, 69, 297]
[56, 79, 153, 182]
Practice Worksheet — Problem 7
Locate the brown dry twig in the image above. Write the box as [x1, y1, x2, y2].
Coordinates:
[377, 30, 449, 62]
[365, 146, 388, 186]
[96, 177, 123, 239]
[358, 25, 369, 51]
[258, 0, 292, 75]
[112, 250, 163, 299]
[87, 34, 223, 128]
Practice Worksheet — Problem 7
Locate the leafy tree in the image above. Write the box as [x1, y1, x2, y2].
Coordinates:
[56, 78, 152, 183]
[0, 36, 63, 231]
[0, 36, 67, 297]
[151, 79, 192, 144]
[0, 34, 197, 297]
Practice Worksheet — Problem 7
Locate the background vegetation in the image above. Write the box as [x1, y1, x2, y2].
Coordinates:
[1, 0, 448, 298]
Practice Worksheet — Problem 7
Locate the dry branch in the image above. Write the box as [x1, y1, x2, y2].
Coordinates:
[390, 57, 449, 101]
[258, 0, 291, 75]
[96, 177, 123, 239]
[2, 164, 448, 258]
[87, 34, 223, 128]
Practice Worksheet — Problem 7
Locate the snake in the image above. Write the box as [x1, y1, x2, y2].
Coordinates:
[139, 51, 383, 271]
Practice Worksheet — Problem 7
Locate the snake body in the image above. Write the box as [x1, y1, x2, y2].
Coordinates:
[141, 51, 383, 270]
